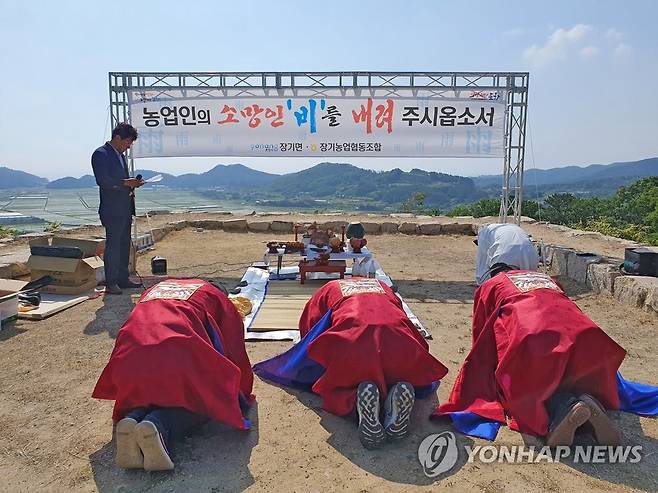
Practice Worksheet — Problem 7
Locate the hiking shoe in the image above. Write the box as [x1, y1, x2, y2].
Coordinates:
[115, 417, 143, 469]
[546, 398, 591, 447]
[135, 421, 174, 471]
[383, 381, 415, 441]
[580, 393, 622, 446]
[356, 381, 385, 449]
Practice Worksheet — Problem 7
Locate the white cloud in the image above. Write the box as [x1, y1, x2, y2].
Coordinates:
[523, 24, 594, 67]
[615, 43, 632, 57]
[603, 28, 632, 58]
[580, 45, 599, 58]
[605, 27, 623, 42]
[503, 28, 525, 37]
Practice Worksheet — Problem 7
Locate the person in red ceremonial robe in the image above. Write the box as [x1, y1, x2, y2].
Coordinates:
[254, 278, 448, 449]
[93, 279, 255, 471]
[433, 268, 625, 445]
[432, 225, 644, 446]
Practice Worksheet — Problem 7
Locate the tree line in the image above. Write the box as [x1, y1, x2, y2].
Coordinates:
[442, 177, 658, 245]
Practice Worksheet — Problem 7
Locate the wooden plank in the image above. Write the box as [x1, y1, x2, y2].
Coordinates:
[249, 279, 327, 332]
[18, 293, 91, 320]
[264, 280, 327, 296]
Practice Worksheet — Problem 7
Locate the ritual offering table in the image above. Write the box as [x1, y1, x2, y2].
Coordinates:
[299, 260, 347, 284]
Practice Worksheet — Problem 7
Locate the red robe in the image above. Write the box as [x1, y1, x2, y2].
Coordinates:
[433, 271, 626, 437]
[300, 279, 448, 416]
[93, 279, 254, 430]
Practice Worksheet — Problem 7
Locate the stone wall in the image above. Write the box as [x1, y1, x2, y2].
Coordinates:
[542, 243, 658, 315]
[5, 215, 658, 316]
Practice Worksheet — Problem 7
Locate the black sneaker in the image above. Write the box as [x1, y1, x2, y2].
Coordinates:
[383, 382, 415, 441]
[356, 381, 385, 449]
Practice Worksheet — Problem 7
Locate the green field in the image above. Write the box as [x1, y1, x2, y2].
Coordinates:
[0, 188, 263, 232]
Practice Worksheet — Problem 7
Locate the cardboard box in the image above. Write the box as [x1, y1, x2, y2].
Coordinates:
[0, 279, 27, 327]
[27, 236, 103, 295]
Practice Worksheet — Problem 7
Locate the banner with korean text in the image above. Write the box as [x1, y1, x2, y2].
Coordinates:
[129, 90, 506, 159]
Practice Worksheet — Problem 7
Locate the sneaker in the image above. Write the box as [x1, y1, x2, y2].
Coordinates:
[580, 394, 622, 446]
[546, 399, 591, 447]
[356, 381, 385, 449]
[383, 382, 415, 441]
[134, 421, 174, 471]
[115, 417, 143, 469]
[105, 284, 122, 295]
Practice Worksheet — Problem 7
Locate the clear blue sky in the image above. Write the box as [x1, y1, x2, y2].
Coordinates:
[1, 0, 657, 180]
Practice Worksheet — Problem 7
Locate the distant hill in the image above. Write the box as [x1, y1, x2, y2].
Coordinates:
[42, 164, 276, 190]
[0, 166, 48, 189]
[2, 156, 657, 208]
[46, 170, 177, 189]
[47, 175, 97, 189]
[134, 169, 178, 187]
[173, 164, 278, 189]
[473, 157, 658, 189]
[266, 162, 483, 208]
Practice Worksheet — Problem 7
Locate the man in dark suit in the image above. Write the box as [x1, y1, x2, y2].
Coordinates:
[91, 123, 145, 294]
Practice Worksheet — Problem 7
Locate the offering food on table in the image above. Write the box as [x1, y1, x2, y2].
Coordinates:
[307, 222, 318, 236]
[310, 230, 330, 248]
[230, 296, 253, 317]
[284, 241, 305, 253]
[349, 237, 368, 253]
[316, 252, 331, 265]
[266, 241, 281, 253]
[329, 236, 343, 253]
[267, 240, 305, 253]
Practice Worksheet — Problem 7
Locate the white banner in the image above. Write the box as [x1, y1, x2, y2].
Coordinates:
[129, 91, 506, 159]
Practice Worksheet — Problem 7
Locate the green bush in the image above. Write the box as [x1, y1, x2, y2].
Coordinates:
[44, 221, 62, 233]
[445, 177, 658, 246]
[0, 225, 19, 239]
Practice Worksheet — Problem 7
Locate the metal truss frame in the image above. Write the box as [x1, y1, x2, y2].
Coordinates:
[109, 71, 529, 223]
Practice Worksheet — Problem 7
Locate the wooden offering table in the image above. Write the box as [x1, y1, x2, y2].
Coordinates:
[299, 259, 347, 284]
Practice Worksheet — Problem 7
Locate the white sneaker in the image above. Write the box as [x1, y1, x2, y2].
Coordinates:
[383, 382, 415, 441]
[135, 421, 174, 471]
[115, 417, 143, 469]
[356, 381, 385, 449]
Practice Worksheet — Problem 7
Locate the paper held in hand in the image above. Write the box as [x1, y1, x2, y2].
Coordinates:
[145, 174, 163, 183]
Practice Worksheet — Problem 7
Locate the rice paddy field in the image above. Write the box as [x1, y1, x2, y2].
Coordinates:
[0, 188, 260, 232]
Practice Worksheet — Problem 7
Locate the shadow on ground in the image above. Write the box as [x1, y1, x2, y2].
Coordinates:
[267, 382, 472, 486]
[84, 294, 138, 339]
[83, 276, 244, 339]
[0, 322, 27, 342]
[89, 403, 260, 493]
[561, 412, 658, 492]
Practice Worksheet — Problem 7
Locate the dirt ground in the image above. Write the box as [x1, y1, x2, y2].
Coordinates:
[0, 225, 656, 492]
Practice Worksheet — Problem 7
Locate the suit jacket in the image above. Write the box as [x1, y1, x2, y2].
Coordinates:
[91, 142, 135, 219]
